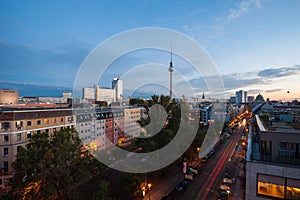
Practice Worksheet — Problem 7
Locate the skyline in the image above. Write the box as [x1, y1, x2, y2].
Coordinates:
[1, 1, 300, 100]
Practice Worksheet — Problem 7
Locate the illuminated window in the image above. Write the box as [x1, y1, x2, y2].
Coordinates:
[257, 174, 285, 199]
[286, 178, 300, 199]
[257, 174, 300, 200]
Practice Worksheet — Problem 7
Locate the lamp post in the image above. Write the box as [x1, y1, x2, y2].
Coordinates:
[147, 183, 152, 200]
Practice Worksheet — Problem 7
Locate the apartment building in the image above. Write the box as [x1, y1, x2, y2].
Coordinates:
[0, 107, 75, 192]
[246, 105, 300, 199]
[124, 107, 143, 142]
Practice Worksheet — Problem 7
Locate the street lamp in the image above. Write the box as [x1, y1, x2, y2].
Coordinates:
[147, 183, 152, 200]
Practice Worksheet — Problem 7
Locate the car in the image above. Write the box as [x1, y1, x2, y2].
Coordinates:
[184, 173, 193, 180]
[208, 149, 215, 157]
[220, 184, 231, 195]
[175, 180, 190, 191]
[218, 189, 229, 200]
[201, 156, 208, 163]
[189, 167, 198, 175]
[223, 177, 235, 184]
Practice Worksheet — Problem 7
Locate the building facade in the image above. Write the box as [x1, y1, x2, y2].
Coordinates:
[95, 85, 116, 104]
[0, 107, 75, 192]
[124, 107, 142, 142]
[82, 87, 95, 100]
[112, 78, 123, 101]
[246, 109, 300, 199]
[0, 90, 19, 105]
[236, 90, 247, 104]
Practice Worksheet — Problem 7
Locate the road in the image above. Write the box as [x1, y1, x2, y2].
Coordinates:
[176, 120, 246, 200]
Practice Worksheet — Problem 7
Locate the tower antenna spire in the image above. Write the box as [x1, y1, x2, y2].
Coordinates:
[168, 44, 174, 100]
[170, 44, 173, 67]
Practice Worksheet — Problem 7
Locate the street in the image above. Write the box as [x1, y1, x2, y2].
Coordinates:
[145, 118, 247, 200]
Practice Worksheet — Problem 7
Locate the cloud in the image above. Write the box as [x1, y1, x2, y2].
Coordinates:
[257, 65, 300, 78]
[265, 89, 283, 93]
[247, 89, 262, 95]
[221, 74, 265, 90]
[228, 0, 263, 21]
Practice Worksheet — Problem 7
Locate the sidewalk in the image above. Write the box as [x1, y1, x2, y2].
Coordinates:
[229, 143, 246, 200]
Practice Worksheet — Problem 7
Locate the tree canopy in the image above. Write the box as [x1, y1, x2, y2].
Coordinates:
[10, 128, 101, 200]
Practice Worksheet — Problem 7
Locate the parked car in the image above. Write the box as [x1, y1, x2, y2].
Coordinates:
[175, 180, 190, 191]
[220, 184, 231, 195]
[208, 149, 215, 157]
[201, 155, 208, 163]
[218, 189, 229, 200]
[223, 177, 235, 184]
[184, 173, 193, 180]
[189, 167, 198, 175]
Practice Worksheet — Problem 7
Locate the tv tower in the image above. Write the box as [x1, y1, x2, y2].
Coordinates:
[169, 46, 174, 100]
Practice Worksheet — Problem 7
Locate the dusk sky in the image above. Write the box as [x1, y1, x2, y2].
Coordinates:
[0, 0, 300, 100]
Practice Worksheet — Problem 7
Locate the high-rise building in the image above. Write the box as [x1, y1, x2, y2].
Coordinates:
[236, 90, 247, 104]
[112, 78, 123, 101]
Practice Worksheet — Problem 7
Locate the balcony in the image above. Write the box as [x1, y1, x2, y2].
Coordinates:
[276, 156, 300, 166]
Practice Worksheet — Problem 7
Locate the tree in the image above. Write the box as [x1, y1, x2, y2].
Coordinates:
[133, 95, 180, 151]
[11, 128, 100, 200]
[92, 180, 115, 200]
[119, 173, 143, 200]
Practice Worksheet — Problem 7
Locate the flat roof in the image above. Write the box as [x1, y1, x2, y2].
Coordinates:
[255, 115, 267, 131]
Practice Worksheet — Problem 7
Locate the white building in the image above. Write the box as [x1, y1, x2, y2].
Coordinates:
[82, 87, 95, 100]
[124, 107, 143, 142]
[112, 78, 123, 101]
[95, 85, 116, 105]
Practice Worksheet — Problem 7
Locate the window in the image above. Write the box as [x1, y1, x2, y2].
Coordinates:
[3, 148, 8, 156]
[37, 120, 41, 125]
[61, 118, 64, 122]
[17, 133, 22, 141]
[68, 116, 73, 122]
[1, 122, 10, 130]
[257, 174, 300, 199]
[15, 121, 23, 129]
[3, 161, 8, 173]
[280, 142, 295, 150]
[27, 121, 32, 126]
[0, 178, 2, 185]
[4, 135, 9, 142]
[17, 145, 21, 153]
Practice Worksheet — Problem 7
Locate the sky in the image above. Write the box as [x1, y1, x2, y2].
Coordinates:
[0, 0, 300, 100]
